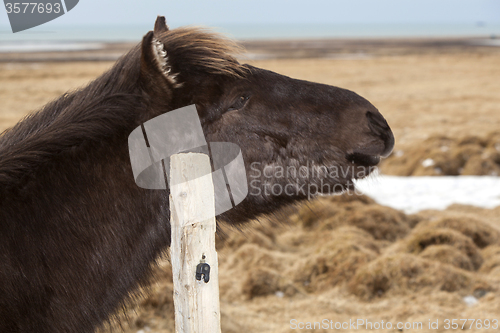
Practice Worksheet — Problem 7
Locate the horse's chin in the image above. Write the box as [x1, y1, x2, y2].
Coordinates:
[347, 152, 382, 168]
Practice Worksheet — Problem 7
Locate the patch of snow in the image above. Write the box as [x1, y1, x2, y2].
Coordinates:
[354, 175, 500, 214]
[463, 295, 479, 306]
[421, 158, 435, 167]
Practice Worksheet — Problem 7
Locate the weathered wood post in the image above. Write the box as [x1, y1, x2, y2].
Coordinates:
[169, 152, 221, 333]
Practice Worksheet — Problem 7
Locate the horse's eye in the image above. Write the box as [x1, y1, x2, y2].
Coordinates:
[227, 95, 249, 112]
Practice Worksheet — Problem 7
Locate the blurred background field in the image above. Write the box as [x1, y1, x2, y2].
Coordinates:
[1, 1, 500, 332]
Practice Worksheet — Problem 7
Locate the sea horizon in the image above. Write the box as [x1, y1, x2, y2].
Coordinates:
[1, 22, 500, 53]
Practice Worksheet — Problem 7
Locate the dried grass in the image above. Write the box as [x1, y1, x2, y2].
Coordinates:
[414, 216, 500, 248]
[381, 132, 500, 176]
[291, 226, 379, 292]
[347, 253, 485, 300]
[293, 194, 411, 241]
[400, 228, 483, 270]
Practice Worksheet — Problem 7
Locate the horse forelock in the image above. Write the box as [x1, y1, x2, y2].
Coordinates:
[153, 26, 248, 80]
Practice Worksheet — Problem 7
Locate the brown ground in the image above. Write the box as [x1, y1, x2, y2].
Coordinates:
[1, 42, 500, 332]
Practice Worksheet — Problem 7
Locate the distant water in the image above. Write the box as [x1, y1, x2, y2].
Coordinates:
[1, 22, 500, 53]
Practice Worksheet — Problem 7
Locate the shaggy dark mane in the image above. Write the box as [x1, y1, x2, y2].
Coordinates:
[0, 93, 142, 188]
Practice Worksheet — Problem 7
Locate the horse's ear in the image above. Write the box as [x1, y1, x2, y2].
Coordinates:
[140, 31, 178, 95]
[154, 16, 169, 34]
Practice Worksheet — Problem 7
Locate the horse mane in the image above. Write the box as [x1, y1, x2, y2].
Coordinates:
[0, 25, 246, 191]
[0, 61, 144, 189]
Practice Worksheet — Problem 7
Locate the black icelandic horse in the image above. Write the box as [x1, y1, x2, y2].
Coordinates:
[0, 16, 394, 333]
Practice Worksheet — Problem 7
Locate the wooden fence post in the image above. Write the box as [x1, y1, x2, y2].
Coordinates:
[169, 152, 221, 333]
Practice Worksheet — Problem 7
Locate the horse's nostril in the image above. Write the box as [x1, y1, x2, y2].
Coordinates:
[366, 111, 395, 157]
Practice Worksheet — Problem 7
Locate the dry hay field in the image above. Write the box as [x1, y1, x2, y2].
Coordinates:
[1, 46, 500, 332]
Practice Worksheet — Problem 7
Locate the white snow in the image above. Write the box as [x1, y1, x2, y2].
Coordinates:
[354, 175, 500, 214]
[421, 158, 435, 167]
[463, 295, 479, 306]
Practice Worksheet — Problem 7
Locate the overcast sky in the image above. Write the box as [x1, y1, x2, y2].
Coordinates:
[1, 0, 499, 28]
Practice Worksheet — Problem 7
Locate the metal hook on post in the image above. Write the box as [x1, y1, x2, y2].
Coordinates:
[196, 263, 211, 283]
